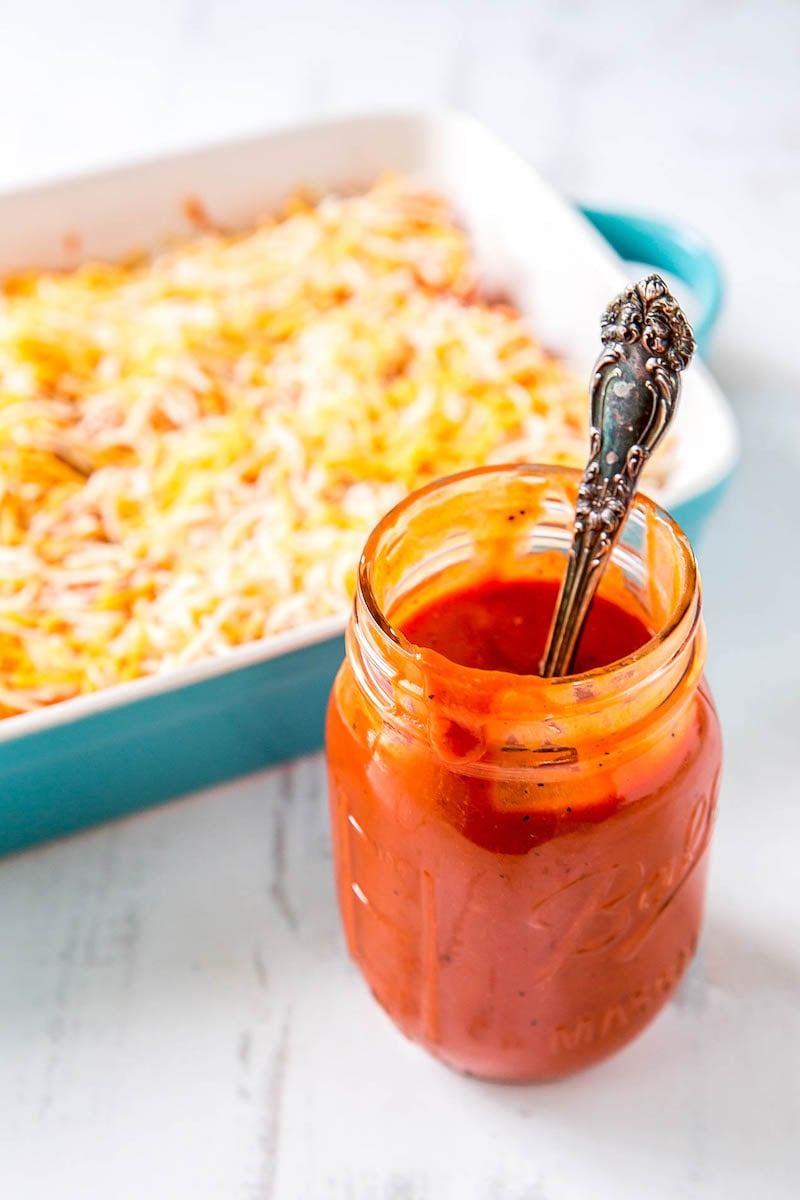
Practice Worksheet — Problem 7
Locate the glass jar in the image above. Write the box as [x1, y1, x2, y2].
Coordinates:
[325, 465, 721, 1081]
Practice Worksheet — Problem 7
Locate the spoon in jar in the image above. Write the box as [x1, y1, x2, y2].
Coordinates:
[539, 273, 696, 678]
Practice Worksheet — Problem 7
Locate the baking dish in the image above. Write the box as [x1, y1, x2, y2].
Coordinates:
[0, 110, 738, 854]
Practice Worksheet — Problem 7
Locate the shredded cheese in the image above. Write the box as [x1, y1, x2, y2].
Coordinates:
[0, 176, 652, 718]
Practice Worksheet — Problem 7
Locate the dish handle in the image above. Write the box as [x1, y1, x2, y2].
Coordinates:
[579, 207, 723, 356]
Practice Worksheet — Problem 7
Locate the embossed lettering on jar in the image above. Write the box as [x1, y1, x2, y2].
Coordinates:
[325, 465, 722, 1081]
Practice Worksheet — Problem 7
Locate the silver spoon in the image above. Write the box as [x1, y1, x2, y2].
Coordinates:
[540, 273, 696, 678]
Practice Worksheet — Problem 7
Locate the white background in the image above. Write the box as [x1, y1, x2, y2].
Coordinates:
[1, 2, 798, 1197]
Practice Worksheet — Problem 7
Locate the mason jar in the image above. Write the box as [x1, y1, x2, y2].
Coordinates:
[325, 464, 722, 1081]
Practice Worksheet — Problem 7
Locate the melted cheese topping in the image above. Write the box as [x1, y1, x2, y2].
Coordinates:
[0, 176, 627, 717]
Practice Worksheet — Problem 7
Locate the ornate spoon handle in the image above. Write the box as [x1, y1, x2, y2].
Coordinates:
[540, 274, 696, 678]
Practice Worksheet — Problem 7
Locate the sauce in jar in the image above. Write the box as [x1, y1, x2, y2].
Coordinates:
[401, 577, 648, 676]
[326, 465, 721, 1080]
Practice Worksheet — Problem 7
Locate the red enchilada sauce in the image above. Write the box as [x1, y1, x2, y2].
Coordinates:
[401, 577, 647, 675]
[397, 579, 650, 858]
[326, 467, 721, 1081]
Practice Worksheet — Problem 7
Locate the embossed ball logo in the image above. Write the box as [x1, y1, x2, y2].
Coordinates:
[527, 789, 716, 982]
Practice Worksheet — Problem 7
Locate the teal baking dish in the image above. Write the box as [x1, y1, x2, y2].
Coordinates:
[0, 112, 737, 854]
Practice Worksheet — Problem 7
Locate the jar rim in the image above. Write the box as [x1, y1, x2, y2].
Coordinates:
[357, 463, 700, 698]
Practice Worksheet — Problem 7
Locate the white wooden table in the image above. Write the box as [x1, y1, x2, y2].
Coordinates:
[1, 2, 799, 1197]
